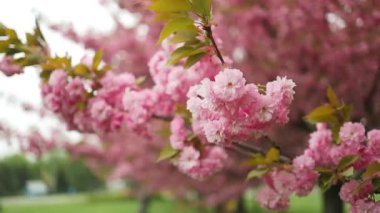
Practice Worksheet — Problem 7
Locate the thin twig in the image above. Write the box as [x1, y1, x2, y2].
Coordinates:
[232, 141, 291, 163]
[226, 144, 253, 157]
[152, 115, 173, 122]
[203, 25, 225, 64]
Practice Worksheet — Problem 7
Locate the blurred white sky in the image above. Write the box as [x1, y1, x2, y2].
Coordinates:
[0, 0, 131, 157]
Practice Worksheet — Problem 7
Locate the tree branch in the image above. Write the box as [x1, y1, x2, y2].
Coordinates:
[231, 141, 291, 163]
[364, 68, 380, 127]
[203, 25, 225, 64]
[152, 115, 173, 122]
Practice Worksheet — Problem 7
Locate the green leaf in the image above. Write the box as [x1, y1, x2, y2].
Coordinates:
[73, 64, 90, 77]
[40, 69, 54, 82]
[136, 76, 147, 85]
[363, 163, 380, 179]
[319, 173, 335, 192]
[168, 46, 205, 65]
[184, 52, 206, 68]
[331, 123, 341, 144]
[246, 168, 269, 180]
[157, 126, 171, 138]
[26, 33, 38, 46]
[327, 86, 341, 108]
[5, 28, 19, 43]
[0, 40, 9, 53]
[191, 0, 212, 20]
[340, 167, 354, 177]
[92, 50, 103, 70]
[157, 144, 179, 162]
[97, 64, 112, 77]
[337, 155, 358, 171]
[175, 104, 192, 118]
[169, 31, 199, 44]
[304, 104, 338, 124]
[186, 133, 197, 141]
[13, 54, 41, 66]
[149, 0, 192, 14]
[153, 13, 181, 22]
[315, 166, 333, 174]
[242, 154, 267, 167]
[158, 17, 197, 43]
[41, 56, 72, 72]
[265, 147, 280, 163]
[34, 20, 46, 42]
[341, 104, 353, 122]
[0, 23, 6, 36]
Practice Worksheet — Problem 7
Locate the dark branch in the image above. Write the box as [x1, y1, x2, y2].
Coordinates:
[152, 115, 173, 122]
[364, 68, 380, 127]
[204, 25, 225, 65]
[232, 141, 291, 163]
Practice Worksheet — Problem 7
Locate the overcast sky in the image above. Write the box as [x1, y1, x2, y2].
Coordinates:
[0, 0, 129, 157]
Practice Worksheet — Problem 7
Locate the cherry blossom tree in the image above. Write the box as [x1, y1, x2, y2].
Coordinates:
[1, 0, 380, 213]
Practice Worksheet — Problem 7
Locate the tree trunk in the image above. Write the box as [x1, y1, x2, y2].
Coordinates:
[214, 197, 246, 213]
[236, 197, 246, 213]
[138, 194, 151, 213]
[323, 184, 344, 213]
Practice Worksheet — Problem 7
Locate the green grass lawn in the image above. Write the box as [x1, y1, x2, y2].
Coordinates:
[1, 193, 204, 213]
[2, 200, 202, 213]
[0, 190, 339, 213]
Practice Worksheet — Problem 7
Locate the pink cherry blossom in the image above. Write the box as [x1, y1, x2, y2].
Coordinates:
[0, 56, 23, 76]
[368, 130, 380, 157]
[169, 116, 189, 150]
[187, 68, 295, 145]
[213, 68, 246, 102]
[256, 186, 289, 211]
[351, 199, 380, 213]
[187, 146, 228, 180]
[340, 180, 360, 203]
[176, 146, 200, 172]
[339, 122, 366, 145]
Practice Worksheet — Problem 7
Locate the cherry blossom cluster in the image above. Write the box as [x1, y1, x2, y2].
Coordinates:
[0, 120, 62, 158]
[256, 156, 318, 210]
[301, 122, 378, 170]
[187, 68, 295, 145]
[256, 122, 380, 211]
[42, 68, 138, 134]
[161, 66, 295, 179]
[340, 180, 380, 213]
[169, 116, 228, 180]
[121, 46, 226, 135]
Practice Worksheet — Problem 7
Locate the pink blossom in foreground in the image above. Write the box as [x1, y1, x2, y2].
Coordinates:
[351, 200, 380, 213]
[292, 155, 318, 196]
[304, 125, 334, 166]
[149, 49, 224, 103]
[256, 186, 289, 211]
[213, 68, 246, 101]
[340, 180, 360, 203]
[339, 122, 366, 145]
[187, 68, 295, 145]
[368, 129, 380, 159]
